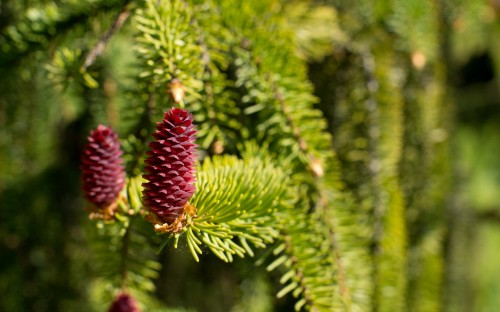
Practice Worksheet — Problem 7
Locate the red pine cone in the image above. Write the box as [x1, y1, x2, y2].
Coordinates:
[81, 125, 125, 208]
[108, 293, 141, 312]
[142, 108, 197, 224]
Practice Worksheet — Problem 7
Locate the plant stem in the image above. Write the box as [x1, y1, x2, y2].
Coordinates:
[82, 3, 132, 70]
[120, 217, 133, 289]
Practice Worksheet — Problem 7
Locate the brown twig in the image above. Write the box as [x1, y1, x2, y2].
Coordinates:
[82, 4, 131, 70]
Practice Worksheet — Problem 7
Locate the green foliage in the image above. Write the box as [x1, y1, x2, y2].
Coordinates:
[87, 177, 162, 310]
[269, 212, 340, 312]
[2, 0, 488, 311]
[371, 40, 408, 312]
[134, 0, 203, 92]
[281, 1, 346, 61]
[451, 0, 494, 63]
[320, 192, 373, 312]
[46, 47, 99, 89]
[184, 154, 291, 263]
[388, 0, 439, 61]
[0, 0, 128, 67]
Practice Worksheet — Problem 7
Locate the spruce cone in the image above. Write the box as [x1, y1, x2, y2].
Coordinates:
[81, 125, 125, 209]
[108, 293, 141, 312]
[143, 108, 197, 226]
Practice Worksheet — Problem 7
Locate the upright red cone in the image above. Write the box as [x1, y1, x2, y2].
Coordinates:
[142, 108, 197, 229]
[81, 125, 125, 210]
[108, 292, 141, 312]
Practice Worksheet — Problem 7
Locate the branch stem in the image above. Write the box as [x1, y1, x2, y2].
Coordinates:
[120, 218, 133, 289]
[82, 3, 131, 70]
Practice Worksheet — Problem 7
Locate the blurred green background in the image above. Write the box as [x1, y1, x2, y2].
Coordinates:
[1, 0, 500, 311]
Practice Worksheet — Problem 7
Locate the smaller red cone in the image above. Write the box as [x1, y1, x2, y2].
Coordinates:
[81, 125, 125, 209]
[108, 292, 141, 312]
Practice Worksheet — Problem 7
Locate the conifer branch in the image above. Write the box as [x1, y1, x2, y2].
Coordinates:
[134, 0, 202, 93]
[360, 49, 383, 253]
[282, 234, 316, 309]
[229, 40, 331, 181]
[270, 77, 324, 177]
[317, 194, 351, 308]
[271, 212, 341, 312]
[0, 0, 130, 67]
[361, 38, 408, 311]
[194, 18, 224, 150]
[2, 0, 460, 311]
[360, 50, 386, 309]
[184, 2, 243, 151]
[179, 154, 290, 262]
